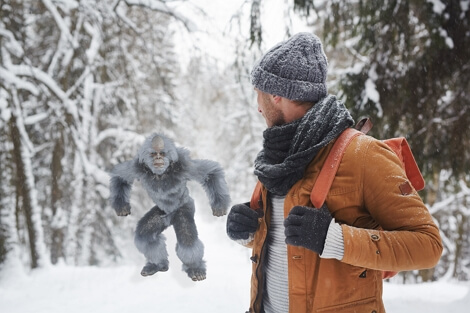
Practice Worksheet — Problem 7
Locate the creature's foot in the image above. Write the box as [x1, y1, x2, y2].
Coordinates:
[185, 267, 206, 281]
[140, 262, 169, 277]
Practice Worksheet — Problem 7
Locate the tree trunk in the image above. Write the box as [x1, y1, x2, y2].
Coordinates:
[453, 212, 467, 279]
[50, 129, 65, 264]
[0, 145, 21, 267]
[0, 150, 8, 265]
[9, 114, 39, 268]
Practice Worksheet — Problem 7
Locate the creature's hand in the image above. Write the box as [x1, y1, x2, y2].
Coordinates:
[284, 205, 332, 255]
[226, 203, 259, 241]
[212, 207, 228, 217]
[115, 203, 131, 216]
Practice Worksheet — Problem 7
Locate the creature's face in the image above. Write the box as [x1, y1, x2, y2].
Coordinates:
[151, 136, 168, 175]
[138, 134, 178, 176]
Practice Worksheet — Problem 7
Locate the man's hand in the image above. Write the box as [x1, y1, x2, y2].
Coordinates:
[115, 203, 131, 216]
[226, 203, 259, 241]
[284, 205, 332, 255]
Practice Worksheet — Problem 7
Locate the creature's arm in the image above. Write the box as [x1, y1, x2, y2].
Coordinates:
[109, 159, 138, 216]
[188, 157, 231, 217]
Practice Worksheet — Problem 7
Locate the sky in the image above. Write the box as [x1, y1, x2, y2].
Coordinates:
[171, 0, 313, 71]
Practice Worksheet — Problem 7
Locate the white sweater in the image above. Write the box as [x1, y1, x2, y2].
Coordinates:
[262, 196, 345, 313]
[263, 195, 289, 313]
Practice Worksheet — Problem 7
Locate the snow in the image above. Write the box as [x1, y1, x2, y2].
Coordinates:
[0, 214, 253, 313]
[438, 27, 455, 49]
[1, 1, 469, 312]
[426, 0, 446, 15]
[462, 1, 470, 12]
[361, 65, 383, 117]
[0, 67, 39, 96]
[8, 64, 79, 120]
[0, 243, 469, 313]
[23, 112, 49, 125]
[41, 0, 79, 49]
[0, 27, 24, 57]
[0, 205, 469, 313]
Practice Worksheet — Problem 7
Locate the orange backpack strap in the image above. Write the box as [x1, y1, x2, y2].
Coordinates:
[310, 128, 364, 208]
[250, 181, 263, 209]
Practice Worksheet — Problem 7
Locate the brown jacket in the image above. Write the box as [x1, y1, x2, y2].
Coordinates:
[247, 135, 443, 313]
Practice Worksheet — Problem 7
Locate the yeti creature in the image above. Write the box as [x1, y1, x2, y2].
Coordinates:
[109, 134, 231, 281]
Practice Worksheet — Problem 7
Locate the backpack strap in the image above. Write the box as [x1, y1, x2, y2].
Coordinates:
[310, 118, 402, 280]
[250, 180, 263, 210]
[355, 117, 373, 134]
[252, 117, 424, 209]
[310, 128, 363, 208]
[310, 117, 425, 208]
[249, 126, 364, 211]
[310, 118, 371, 208]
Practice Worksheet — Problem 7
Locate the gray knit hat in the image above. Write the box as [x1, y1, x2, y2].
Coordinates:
[251, 32, 328, 103]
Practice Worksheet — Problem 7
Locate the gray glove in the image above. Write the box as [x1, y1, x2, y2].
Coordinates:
[284, 204, 332, 255]
[226, 203, 259, 241]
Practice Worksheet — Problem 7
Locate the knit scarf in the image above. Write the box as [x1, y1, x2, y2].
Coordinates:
[254, 95, 354, 196]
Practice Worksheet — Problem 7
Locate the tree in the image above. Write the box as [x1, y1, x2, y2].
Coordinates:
[0, 0, 190, 269]
[323, 0, 469, 185]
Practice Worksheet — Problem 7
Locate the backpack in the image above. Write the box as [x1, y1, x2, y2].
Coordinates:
[250, 118, 425, 280]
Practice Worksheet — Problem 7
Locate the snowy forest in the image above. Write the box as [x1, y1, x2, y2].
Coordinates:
[0, 0, 469, 297]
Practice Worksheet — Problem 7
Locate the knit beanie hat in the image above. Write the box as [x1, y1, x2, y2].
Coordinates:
[251, 32, 328, 103]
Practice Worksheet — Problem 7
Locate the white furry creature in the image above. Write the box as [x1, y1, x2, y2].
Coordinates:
[109, 134, 231, 281]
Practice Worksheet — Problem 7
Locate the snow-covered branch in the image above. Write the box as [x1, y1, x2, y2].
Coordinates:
[41, 0, 79, 49]
[93, 128, 145, 148]
[124, 0, 197, 31]
[11, 89, 35, 154]
[7, 64, 78, 120]
[0, 25, 24, 58]
[429, 179, 470, 215]
[0, 66, 39, 95]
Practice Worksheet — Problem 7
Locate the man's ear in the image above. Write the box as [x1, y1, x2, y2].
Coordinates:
[272, 95, 281, 103]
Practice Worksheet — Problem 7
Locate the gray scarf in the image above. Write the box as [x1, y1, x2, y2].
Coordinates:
[254, 95, 354, 196]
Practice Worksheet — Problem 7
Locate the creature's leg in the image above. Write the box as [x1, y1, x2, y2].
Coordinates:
[172, 200, 206, 281]
[134, 205, 171, 277]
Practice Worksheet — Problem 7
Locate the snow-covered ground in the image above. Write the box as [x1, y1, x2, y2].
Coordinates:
[1, 258, 469, 313]
[0, 213, 469, 313]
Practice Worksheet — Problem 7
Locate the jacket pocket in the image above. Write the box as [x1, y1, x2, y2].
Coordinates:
[316, 296, 378, 313]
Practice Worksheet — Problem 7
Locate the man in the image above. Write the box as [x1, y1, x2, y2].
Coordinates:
[226, 32, 443, 313]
